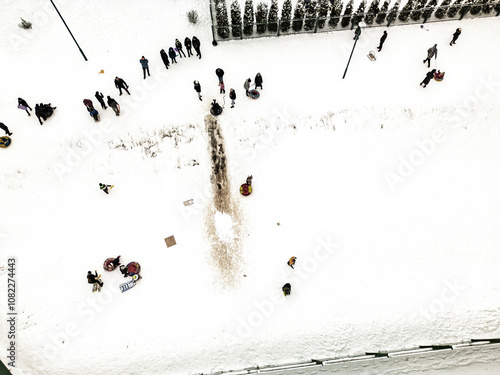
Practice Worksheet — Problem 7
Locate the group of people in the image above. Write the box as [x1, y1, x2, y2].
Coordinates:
[418, 28, 461, 88]
[157, 36, 202, 72]
[195, 69, 264, 110]
[14, 97, 57, 126]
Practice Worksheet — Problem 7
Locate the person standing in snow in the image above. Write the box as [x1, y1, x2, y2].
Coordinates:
[423, 44, 438, 68]
[219, 81, 225, 94]
[168, 47, 177, 64]
[377, 31, 387, 52]
[254, 73, 263, 90]
[215, 68, 224, 84]
[244, 78, 251, 96]
[99, 183, 113, 194]
[193, 80, 202, 101]
[184, 37, 193, 57]
[107, 96, 120, 116]
[160, 49, 170, 69]
[87, 270, 103, 287]
[17, 98, 32, 116]
[139, 56, 150, 79]
[95, 92, 107, 109]
[450, 28, 461, 46]
[287, 256, 297, 269]
[246, 175, 253, 185]
[0, 123, 13, 136]
[175, 39, 186, 58]
[420, 69, 436, 88]
[192, 36, 201, 59]
[229, 88, 236, 108]
[282, 283, 291, 296]
[114, 77, 130, 96]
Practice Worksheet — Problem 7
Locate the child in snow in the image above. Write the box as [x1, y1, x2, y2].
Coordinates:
[168, 47, 177, 64]
[87, 270, 103, 287]
[111, 256, 121, 268]
[194, 81, 202, 101]
[219, 81, 225, 94]
[288, 256, 297, 269]
[175, 39, 186, 58]
[17, 98, 32, 116]
[246, 175, 253, 185]
[120, 265, 130, 278]
[282, 283, 291, 296]
[99, 183, 113, 194]
[434, 70, 445, 81]
[229, 89, 236, 108]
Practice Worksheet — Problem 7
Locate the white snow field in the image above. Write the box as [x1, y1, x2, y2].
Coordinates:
[1, 0, 500, 374]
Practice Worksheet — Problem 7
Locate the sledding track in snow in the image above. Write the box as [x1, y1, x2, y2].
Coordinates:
[204, 114, 243, 287]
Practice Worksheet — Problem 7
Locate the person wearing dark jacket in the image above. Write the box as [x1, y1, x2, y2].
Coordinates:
[420, 69, 436, 88]
[168, 47, 177, 64]
[0, 123, 13, 136]
[35, 103, 56, 125]
[229, 88, 236, 108]
[192, 36, 201, 59]
[450, 28, 461, 46]
[120, 265, 130, 278]
[107, 96, 120, 116]
[139, 56, 150, 79]
[255, 73, 263, 90]
[99, 183, 113, 194]
[111, 256, 121, 268]
[193, 80, 202, 101]
[160, 49, 170, 69]
[87, 270, 103, 287]
[114, 77, 130, 95]
[184, 37, 193, 57]
[175, 39, 186, 58]
[377, 31, 387, 52]
[423, 44, 438, 68]
[282, 283, 291, 296]
[215, 68, 224, 83]
[17, 98, 32, 116]
[95, 92, 107, 109]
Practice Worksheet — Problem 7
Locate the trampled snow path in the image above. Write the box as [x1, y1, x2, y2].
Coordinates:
[205, 114, 244, 286]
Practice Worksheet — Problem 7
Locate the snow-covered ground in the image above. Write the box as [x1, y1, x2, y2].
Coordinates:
[1, 0, 500, 374]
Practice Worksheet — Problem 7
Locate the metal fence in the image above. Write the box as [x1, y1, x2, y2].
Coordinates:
[208, 338, 500, 375]
[211, 1, 500, 42]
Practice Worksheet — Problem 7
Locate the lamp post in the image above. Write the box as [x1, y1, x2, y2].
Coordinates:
[342, 24, 362, 79]
[49, 0, 87, 61]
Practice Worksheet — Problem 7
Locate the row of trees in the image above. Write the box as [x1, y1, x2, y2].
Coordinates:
[214, 0, 500, 38]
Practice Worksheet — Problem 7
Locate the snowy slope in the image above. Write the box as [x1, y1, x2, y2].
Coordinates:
[1, 1, 500, 374]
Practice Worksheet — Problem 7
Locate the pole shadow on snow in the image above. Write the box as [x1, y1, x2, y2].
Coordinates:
[204, 114, 243, 287]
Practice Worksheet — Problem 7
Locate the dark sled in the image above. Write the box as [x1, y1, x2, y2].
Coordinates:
[249, 89, 260, 99]
[0, 136, 12, 148]
[210, 100, 223, 116]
